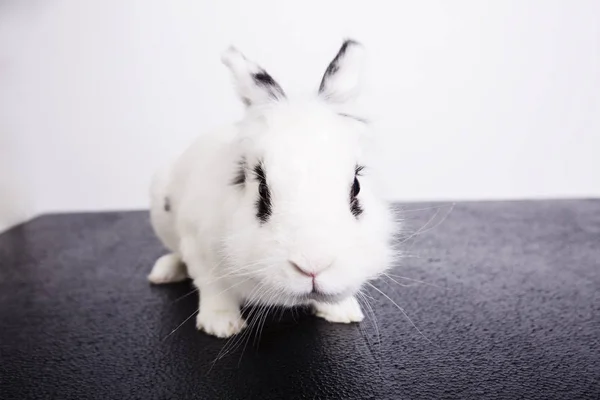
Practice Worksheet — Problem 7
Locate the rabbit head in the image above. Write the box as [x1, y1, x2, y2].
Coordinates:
[221, 40, 394, 306]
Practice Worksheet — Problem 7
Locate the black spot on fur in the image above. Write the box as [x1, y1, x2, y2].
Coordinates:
[164, 197, 171, 212]
[252, 70, 285, 101]
[232, 158, 246, 186]
[319, 39, 359, 93]
[253, 71, 277, 87]
[254, 163, 272, 223]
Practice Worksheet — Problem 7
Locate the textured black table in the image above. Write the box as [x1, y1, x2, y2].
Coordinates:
[1, 200, 599, 399]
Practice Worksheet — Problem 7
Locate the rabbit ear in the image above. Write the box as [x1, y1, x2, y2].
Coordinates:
[318, 39, 365, 103]
[221, 46, 286, 107]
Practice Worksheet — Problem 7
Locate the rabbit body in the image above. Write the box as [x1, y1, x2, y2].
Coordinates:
[149, 40, 394, 338]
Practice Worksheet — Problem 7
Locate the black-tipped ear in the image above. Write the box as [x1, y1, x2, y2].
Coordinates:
[221, 46, 285, 107]
[318, 39, 365, 103]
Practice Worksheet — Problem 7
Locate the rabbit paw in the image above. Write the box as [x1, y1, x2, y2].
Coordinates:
[196, 309, 247, 338]
[148, 254, 187, 284]
[314, 296, 364, 323]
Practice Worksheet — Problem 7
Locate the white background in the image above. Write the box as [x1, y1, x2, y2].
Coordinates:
[1, 0, 599, 231]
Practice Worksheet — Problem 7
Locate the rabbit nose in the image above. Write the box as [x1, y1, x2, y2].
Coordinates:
[289, 260, 331, 277]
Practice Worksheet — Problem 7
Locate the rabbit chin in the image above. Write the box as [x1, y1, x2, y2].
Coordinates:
[239, 278, 359, 308]
[250, 291, 353, 308]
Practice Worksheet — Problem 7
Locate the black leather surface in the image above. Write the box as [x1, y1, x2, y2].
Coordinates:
[1, 201, 599, 399]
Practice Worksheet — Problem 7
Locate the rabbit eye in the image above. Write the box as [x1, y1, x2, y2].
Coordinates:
[351, 177, 360, 198]
[258, 181, 269, 200]
[350, 165, 364, 218]
[254, 163, 272, 223]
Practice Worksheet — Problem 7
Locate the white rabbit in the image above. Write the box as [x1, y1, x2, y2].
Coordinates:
[148, 39, 395, 338]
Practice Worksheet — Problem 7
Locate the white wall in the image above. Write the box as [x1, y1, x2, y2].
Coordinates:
[1, 0, 599, 227]
[0, 119, 37, 232]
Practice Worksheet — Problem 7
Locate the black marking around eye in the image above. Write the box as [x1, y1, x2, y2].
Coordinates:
[232, 158, 246, 186]
[350, 197, 363, 218]
[164, 197, 171, 212]
[252, 70, 285, 101]
[319, 39, 359, 93]
[254, 163, 272, 223]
